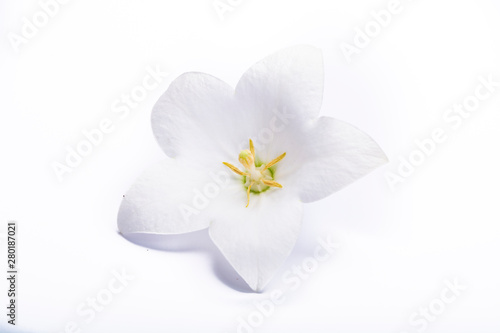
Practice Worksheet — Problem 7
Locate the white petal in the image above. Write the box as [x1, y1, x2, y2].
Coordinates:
[235, 45, 324, 122]
[293, 117, 388, 203]
[151, 72, 240, 169]
[208, 185, 303, 291]
[151, 46, 324, 170]
[118, 159, 215, 234]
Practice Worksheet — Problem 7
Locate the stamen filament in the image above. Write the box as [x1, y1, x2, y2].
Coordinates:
[246, 181, 254, 207]
[222, 162, 248, 176]
[263, 152, 286, 170]
[249, 139, 255, 158]
[261, 179, 283, 188]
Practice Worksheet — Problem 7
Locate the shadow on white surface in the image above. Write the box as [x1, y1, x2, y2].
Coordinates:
[118, 230, 255, 293]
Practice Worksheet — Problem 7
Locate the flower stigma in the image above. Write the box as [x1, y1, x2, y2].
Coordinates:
[223, 139, 286, 207]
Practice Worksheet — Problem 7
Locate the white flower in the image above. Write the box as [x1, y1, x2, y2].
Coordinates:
[118, 45, 387, 291]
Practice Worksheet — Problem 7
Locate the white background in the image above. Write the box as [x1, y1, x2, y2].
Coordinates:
[1, 0, 500, 332]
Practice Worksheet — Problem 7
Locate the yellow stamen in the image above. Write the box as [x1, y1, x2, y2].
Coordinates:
[263, 152, 286, 170]
[249, 139, 255, 158]
[246, 181, 254, 207]
[222, 162, 248, 176]
[261, 179, 283, 188]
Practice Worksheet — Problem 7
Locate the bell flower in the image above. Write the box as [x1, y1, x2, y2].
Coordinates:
[118, 45, 387, 291]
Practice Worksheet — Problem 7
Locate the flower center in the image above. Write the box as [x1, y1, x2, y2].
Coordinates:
[223, 139, 286, 207]
[243, 162, 273, 193]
